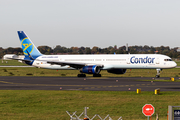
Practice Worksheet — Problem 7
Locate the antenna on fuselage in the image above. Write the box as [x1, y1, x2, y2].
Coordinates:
[126, 43, 129, 54]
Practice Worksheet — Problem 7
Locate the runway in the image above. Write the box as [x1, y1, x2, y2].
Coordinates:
[0, 76, 180, 91]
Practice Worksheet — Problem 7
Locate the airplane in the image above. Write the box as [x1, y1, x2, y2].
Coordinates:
[12, 31, 177, 78]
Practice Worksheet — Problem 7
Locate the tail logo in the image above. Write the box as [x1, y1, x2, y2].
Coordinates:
[21, 38, 34, 55]
[23, 43, 32, 51]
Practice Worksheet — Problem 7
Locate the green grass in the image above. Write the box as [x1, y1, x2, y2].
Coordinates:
[0, 60, 28, 66]
[0, 90, 179, 120]
[175, 60, 180, 66]
[0, 67, 180, 78]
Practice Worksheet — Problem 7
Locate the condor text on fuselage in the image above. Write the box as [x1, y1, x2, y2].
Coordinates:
[130, 56, 155, 64]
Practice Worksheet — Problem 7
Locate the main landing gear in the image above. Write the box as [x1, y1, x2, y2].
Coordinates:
[77, 74, 102, 77]
[155, 69, 162, 78]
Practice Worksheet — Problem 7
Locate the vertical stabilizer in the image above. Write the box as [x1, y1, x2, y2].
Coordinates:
[17, 31, 42, 59]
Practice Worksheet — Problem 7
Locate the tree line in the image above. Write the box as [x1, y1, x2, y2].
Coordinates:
[0, 45, 179, 58]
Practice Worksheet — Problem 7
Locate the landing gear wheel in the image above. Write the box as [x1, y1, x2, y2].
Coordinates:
[77, 74, 86, 77]
[155, 75, 160, 78]
[93, 74, 101, 77]
[156, 69, 161, 78]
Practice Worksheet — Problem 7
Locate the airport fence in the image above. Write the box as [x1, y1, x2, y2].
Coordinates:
[66, 107, 122, 120]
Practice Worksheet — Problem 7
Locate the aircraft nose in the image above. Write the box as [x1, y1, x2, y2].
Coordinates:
[173, 62, 177, 67]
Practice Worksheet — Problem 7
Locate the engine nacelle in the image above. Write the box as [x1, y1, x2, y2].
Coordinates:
[80, 65, 101, 74]
[107, 69, 126, 74]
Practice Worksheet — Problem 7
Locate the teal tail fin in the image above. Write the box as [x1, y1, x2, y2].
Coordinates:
[17, 31, 42, 59]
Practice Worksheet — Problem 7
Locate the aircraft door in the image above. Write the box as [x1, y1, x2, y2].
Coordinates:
[156, 58, 160, 64]
[127, 57, 130, 64]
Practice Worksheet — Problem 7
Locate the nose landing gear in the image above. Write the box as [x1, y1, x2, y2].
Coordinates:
[156, 69, 162, 78]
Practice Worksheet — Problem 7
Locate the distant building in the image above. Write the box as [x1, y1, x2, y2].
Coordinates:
[177, 48, 180, 52]
[155, 51, 158, 54]
[3, 54, 18, 60]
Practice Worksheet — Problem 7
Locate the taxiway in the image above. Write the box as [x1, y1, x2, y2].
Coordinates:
[0, 76, 179, 91]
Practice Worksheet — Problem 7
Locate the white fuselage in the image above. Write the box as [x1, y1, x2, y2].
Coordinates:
[32, 54, 177, 70]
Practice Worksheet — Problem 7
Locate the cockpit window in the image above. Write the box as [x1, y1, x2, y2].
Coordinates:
[164, 59, 172, 61]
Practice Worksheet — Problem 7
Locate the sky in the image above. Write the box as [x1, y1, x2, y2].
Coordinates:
[0, 0, 180, 49]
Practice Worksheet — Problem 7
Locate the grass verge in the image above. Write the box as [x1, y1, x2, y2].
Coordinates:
[0, 60, 28, 66]
[0, 67, 180, 78]
[0, 90, 179, 120]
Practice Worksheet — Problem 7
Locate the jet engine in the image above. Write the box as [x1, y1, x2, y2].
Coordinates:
[107, 69, 126, 74]
[80, 65, 101, 74]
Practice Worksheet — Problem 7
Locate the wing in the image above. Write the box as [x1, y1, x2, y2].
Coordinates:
[46, 60, 104, 69]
